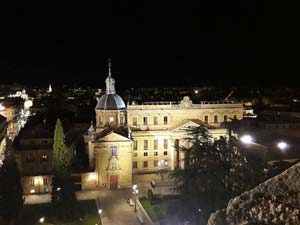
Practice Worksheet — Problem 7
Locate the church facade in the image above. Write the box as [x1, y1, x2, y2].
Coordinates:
[85, 62, 244, 190]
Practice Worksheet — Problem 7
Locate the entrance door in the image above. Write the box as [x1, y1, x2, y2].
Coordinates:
[110, 175, 118, 189]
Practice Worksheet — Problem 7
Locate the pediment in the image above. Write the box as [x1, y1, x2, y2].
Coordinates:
[170, 119, 203, 132]
[95, 131, 131, 142]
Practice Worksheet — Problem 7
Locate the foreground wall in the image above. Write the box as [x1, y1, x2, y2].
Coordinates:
[208, 163, 300, 225]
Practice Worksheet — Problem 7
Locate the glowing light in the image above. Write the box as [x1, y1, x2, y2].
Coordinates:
[240, 135, 252, 144]
[30, 189, 35, 194]
[277, 141, 287, 150]
[39, 217, 45, 223]
[98, 209, 103, 215]
[87, 173, 97, 181]
[0, 104, 5, 111]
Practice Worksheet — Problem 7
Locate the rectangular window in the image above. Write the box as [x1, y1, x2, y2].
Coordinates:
[154, 160, 158, 167]
[133, 161, 137, 169]
[163, 139, 168, 149]
[143, 161, 148, 168]
[109, 116, 114, 123]
[224, 115, 228, 122]
[41, 154, 48, 162]
[133, 117, 137, 126]
[144, 140, 148, 150]
[144, 152, 148, 157]
[133, 152, 138, 157]
[143, 117, 148, 125]
[26, 154, 34, 162]
[214, 115, 218, 123]
[164, 116, 168, 125]
[30, 179, 34, 187]
[204, 115, 209, 124]
[154, 151, 158, 156]
[175, 139, 179, 149]
[154, 139, 158, 150]
[164, 151, 168, 156]
[110, 146, 118, 156]
[134, 140, 137, 150]
[43, 178, 48, 186]
[154, 117, 158, 125]
[120, 116, 125, 125]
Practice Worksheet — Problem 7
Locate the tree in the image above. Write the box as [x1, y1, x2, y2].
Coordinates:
[52, 119, 71, 176]
[51, 119, 82, 221]
[172, 125, 263, 225]
[224, 117, 240, 138]
[0, 142, 24, 224]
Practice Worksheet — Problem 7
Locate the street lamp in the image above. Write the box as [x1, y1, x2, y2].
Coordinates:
[240, 135, 253, 144]
[132, 184, 139, 212]
[39, 217, 45, 223]
[277, 141, 288, 151]
[98, 209, 102, 215]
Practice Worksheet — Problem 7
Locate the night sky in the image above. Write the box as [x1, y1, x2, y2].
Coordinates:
[0, 1, 299, 87]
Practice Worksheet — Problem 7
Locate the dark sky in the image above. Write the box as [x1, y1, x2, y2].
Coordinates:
[0, 1, 299, 87]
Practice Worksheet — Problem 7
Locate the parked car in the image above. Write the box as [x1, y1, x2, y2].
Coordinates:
[127, 198, 135, 206]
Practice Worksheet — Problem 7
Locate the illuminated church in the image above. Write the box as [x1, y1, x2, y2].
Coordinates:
[85, 61, 244, 190]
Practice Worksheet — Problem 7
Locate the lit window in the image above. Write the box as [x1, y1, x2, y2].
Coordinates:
[110, 146, 118, 156]
[164, 151, 168, 156]
[41, 154, 48, 161]
[144, 152, 148, 157]
[109, 117, 114, 123]
[164, 116, 168, 125]
[154, 117, 158, 125]
[133, 117, 137, 126]
[154, 160, 158, 167]
[154, 151, 158, 156]
[144, 140, 148, 150]
[214, 115, 218, 123]
[163, 139, 168, 149]
[154, 139, 158, 150]
[134, 140, 137, 150]
[143, 117, 148, 125]
[143, 161, 148, 168]
[133, 161, 137, 169]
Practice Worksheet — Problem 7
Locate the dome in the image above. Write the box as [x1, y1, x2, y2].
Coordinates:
[96, 94, 126, 110]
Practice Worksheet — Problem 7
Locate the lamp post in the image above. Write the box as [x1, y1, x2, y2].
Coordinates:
[132, 184, 139, 212]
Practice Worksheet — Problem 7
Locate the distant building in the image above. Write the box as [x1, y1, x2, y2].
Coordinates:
[14, 121, 54, 194]
[85, 61, 244, 190]
[0, 114, 7, 166]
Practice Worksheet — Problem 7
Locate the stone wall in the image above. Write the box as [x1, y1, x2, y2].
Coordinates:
[208, 163, 300, 225]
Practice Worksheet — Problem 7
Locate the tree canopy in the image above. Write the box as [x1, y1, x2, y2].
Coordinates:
[0, 141, 24, 223]
[172, 124, 267, 224]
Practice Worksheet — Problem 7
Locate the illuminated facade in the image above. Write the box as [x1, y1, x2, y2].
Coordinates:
[0, 114, 7, 166]
[86, 63, 244, 190]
